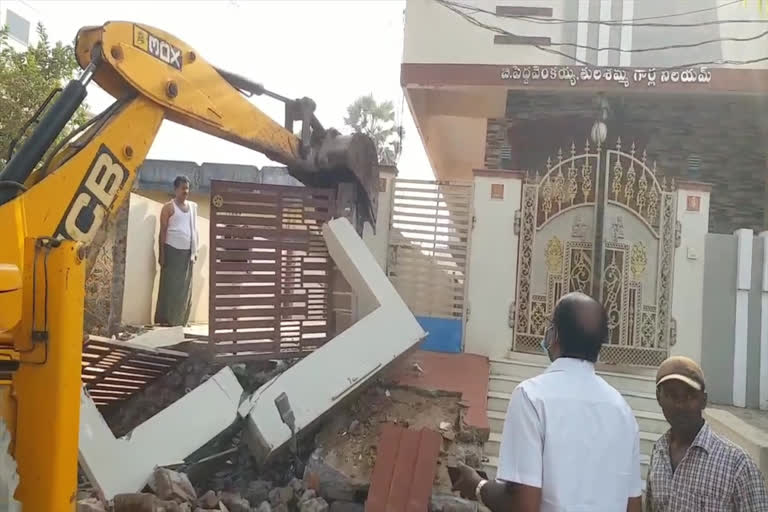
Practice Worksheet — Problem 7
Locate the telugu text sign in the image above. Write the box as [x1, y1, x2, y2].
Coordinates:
[500, 66, 712, 88]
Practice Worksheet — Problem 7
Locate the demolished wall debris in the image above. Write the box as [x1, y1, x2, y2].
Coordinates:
[74, 215, 490, 511]
[238, 218, 427, 463]
[78, 367, 243, 499]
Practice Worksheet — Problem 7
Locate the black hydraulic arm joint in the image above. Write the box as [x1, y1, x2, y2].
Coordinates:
[0, 48, 102, 207]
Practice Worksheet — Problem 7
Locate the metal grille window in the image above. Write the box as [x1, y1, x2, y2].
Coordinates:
[5, 10, 30, 44]
[387, 179, 473, 320]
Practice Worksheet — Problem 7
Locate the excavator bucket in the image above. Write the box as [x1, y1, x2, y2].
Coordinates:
[291, 131, 379, 234]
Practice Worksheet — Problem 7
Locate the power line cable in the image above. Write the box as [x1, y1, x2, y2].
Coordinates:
[437, 0, 768, 28]
[448, 4, 768, 55]
[439, 2, 768, 70]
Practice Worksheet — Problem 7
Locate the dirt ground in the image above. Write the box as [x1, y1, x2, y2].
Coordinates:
[314, 385, 482, 493]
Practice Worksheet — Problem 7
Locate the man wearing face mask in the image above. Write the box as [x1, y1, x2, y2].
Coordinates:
[645, 356, 768, 511]
[452, 292, 642, 511]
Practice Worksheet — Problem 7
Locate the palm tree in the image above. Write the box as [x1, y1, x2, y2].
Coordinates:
[344, 94, 403, 165]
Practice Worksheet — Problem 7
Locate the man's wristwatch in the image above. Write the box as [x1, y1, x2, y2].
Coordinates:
[475, 479, 488, 507]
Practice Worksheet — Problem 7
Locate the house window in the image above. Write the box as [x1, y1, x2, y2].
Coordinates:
[687, 154, 702, 180]
[379, 177, 387, 193]
[500, 144, 513, 170]
[491, 183, 505, 200]
[5, 10, 30, 45]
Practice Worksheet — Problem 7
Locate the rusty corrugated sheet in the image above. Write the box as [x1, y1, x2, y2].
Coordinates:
[366, 425, 442, 512]
[209, 180, 336, 362]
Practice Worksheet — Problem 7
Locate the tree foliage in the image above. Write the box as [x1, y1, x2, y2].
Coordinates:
[743, 0, 768, 15]
[344, 94, 403, 166]
[0, 23, 88, 167]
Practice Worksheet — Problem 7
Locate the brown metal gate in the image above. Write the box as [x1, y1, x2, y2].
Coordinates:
[209, 180, 335, 362]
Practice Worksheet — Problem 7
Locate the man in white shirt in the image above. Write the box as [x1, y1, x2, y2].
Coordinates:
[453, 292, 642, 512]
[154, 175, 199, 326]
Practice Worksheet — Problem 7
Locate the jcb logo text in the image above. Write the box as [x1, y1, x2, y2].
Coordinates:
[54, 145, 129, 243]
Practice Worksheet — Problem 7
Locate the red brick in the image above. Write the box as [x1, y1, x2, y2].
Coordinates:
[365, 425, 442, 512]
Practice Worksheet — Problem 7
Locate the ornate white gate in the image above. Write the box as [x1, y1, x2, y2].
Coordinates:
[512, 139, 677, 366]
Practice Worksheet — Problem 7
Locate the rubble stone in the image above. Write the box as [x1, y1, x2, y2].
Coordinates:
[298, 489, 317, 507]
[113, 493, 184, 512]
[268, 486, 294, 506]
[153, 468, 197, 503]
[457, 445, 482, 469]
[244, 480, 273, 505]
[272, 504, 289, 512]
[198, 490, 219, 508]
[255, 502, 272, 512]
[300, 497, 329, 512]
[193, 504, 227, 512]
[303, 452, 368, 502]
[328, 501, 364, 512]
[429, 494, 479, 512]
[290, 477, 306, 494]
[77, 497, 107, 512]
[219, 491, 250, 512]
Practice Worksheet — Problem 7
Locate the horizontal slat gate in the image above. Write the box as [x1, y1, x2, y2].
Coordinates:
[387, 179, 473, 320]
[209, 180, 335, 362]
[82, 336, 188, 408]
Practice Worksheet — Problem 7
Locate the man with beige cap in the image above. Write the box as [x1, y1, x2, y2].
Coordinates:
[645, 356, 768, 511]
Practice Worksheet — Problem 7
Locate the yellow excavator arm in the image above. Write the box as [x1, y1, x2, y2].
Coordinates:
[0, 21, 378, 510]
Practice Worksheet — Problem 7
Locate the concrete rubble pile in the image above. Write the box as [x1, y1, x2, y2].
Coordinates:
[77, 373, 482, 512]
[78, 465, 346, 512]
[75, 219, 480, 511]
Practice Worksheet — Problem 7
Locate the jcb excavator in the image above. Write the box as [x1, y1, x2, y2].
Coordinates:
[0, 22, 379, 510]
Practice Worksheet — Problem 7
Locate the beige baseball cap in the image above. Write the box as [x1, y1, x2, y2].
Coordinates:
[656, 356, 705, 391]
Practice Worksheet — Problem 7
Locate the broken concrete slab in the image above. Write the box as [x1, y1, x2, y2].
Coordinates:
[79, 367, 243, 500]
[130, 326, 185, 349]
[239, 218, 426, 463]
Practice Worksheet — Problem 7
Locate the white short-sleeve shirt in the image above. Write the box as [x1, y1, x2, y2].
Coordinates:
[497, 357, 641, 511]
